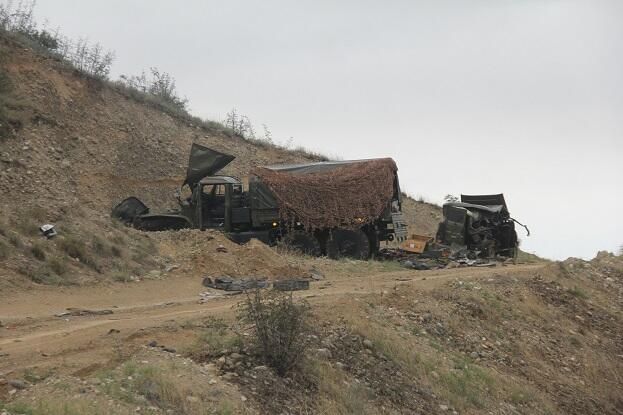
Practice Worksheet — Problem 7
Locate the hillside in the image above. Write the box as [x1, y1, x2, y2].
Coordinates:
[7, 28, 622, 415]
[0, 33, 441, 290]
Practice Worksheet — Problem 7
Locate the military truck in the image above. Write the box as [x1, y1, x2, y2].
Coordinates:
[113, 144, 408, 259]
[435, 194, 529, 258]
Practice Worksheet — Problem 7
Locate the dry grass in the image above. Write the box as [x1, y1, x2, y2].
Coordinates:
[308, 359, 379, 414]
[1, 401, 121, 415]
[98, 358, 241, 415]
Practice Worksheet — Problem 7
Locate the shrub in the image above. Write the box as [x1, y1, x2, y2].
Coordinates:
[48, 256, 68, 275]
[59, 236, 100, 272]
[0, 239, 9, 259]
[119, 67, 187, 112]
[237, 289, 311, 376]
[30, 243, 46, 260]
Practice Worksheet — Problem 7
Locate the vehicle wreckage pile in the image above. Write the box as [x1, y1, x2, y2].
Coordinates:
[381, 194, 530, 270]
[113, 144, 529, 263]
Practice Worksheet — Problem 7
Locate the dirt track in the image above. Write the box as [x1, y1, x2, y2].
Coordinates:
[0, 263, 544, 378]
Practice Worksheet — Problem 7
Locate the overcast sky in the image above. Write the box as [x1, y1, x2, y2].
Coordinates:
[29, 0, 623, 260]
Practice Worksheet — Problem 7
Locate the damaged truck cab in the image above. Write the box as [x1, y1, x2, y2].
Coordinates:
[436, 194, 529, 258]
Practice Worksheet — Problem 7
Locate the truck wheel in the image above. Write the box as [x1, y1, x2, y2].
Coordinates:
[327, 229, 370, 260]
[283, 231, 321, 256]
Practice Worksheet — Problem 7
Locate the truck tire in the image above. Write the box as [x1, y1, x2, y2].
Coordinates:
[283, 231, 321, 256]
[327, 229, 370, 260]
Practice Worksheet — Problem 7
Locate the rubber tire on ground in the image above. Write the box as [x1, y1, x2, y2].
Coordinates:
[326, 229, 370, 260]
[283, 231, 321, 256]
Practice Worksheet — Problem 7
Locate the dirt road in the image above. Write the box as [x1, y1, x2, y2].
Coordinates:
[0, 263, 544, 378]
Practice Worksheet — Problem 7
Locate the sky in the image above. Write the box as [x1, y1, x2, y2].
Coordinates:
[27, 0, 623, 260]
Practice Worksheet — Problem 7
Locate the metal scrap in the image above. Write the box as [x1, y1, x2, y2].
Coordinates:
[273, 279, 310, 291]
[202, 276, 269, 291]
[55, 308, 114, 317]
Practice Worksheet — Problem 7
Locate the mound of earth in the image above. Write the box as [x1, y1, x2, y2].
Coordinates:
[151, 229, 308, 280]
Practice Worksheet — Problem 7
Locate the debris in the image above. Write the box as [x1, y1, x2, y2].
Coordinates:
[309, 267, 325, 280]
[39, 223, 57, 238]
[403, 260, 430, 270]
[400, 234, 433, 254]
[165, 264, 180, 272]
[55, 308, 114, 317]
[436, 194, 529, 259]
[273, 279, 310, 291]
[202, 276, 269, 291]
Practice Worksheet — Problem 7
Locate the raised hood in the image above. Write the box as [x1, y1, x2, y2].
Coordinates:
[184, 144, 235, 187]
[461, 194, 508, 213]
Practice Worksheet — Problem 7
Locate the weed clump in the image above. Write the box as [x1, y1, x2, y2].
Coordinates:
[30, 243, 46, 260]
[238, 290, 311, 376]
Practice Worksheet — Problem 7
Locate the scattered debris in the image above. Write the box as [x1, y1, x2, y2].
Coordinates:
[309, 267, 325, 280]
[400, 234, 433, 254]
[202, 276, 269, 291]
[55, 308, 114, 317]
[273, 279, 310, 291]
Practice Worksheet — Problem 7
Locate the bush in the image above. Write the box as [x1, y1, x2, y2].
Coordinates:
[237, 289, 311, 376]
[119, 67, 187, 112]
[0, 239, 9, 259]
[30, 243, 46, 260]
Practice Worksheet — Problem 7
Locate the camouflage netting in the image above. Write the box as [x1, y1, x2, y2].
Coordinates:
[251, 158, 397, 230]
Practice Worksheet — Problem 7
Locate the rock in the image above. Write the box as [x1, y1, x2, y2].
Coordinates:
[222, 372, 237, 381]
[162, 347, 176, 353]
[470, 351, 479, 359]
[335, 362, 346, 370]
[165, 264, 180, 272]
[148, 270, 162, 278]
[8, 379, 28, 389]
[315, 348, 332, 359]
[431, 370, 440, 379]
[253, 365, 268, 371]
[240, 395, 247, 402]
[208, 379, 217, 385]
[147, 340, 158, 347]
[363, 339, 374, 350]
[230, 352, 243, 362]
[439, 404, 449, 411]
[186, 396, 199, 403]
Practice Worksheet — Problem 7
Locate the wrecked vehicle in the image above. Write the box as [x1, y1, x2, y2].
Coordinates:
[112, 144, 408, 259]
[435, 194, 529, 258]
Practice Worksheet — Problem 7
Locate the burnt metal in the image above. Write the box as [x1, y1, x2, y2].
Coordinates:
[202, 276, 269, 291]
[272, 279, 310, 291]
[436, 194, 528, 259]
